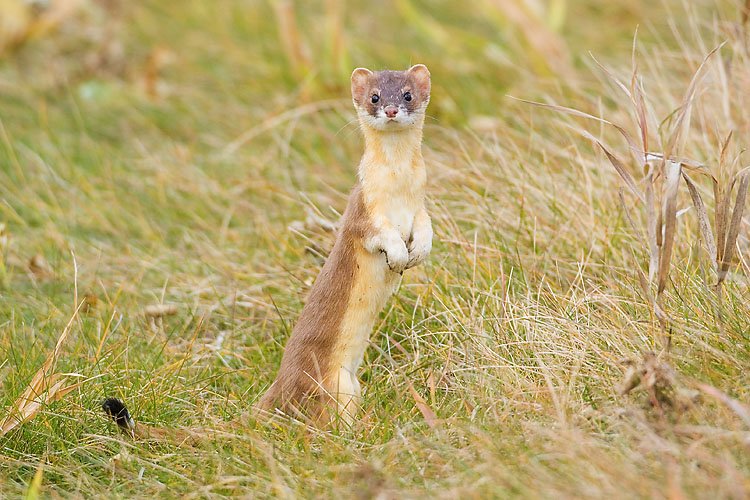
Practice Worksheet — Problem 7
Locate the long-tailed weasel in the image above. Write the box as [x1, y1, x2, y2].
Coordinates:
[257, 64, 433, 424]
[100, 67, 431, 438]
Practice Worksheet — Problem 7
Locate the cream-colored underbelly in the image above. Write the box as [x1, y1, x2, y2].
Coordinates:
[332, 247, 400, 397]
[387, 202, 417, 241]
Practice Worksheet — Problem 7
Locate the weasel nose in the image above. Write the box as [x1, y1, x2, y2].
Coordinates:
[384, 105, 398, 118]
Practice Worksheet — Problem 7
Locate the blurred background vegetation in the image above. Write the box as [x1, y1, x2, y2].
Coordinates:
[0, 0, 723, 251]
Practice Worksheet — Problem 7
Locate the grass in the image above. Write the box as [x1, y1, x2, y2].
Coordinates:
[1, 0, 749, 497]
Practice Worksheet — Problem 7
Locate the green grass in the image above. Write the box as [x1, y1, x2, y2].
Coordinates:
[1, 0, 749, 497]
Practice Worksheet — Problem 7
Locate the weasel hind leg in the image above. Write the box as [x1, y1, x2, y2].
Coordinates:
[328, 368, 360, 425]
[255, 370, 361, 427]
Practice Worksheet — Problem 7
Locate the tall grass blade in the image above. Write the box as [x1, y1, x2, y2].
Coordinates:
[682, 172, 718, 275]
[0, 305, 82, 436]
[596, 141, 644, 202]
[509, 97, 642, 157]
[657, 160, 682, 295]
[631, 29, 653, 159]
[719, 169, 750, 281]
[664, 44, 723, 158]
[645, 180, 659, 283]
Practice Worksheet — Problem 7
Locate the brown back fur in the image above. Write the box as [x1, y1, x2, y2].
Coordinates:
[257, 184, 372, 418]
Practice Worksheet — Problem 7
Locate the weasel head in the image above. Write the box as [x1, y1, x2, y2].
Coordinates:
[351, 65, 430, 132]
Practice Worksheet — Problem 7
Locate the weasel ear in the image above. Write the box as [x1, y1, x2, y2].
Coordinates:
[351, 67, 373, 104]
[407, 64, 431, 98]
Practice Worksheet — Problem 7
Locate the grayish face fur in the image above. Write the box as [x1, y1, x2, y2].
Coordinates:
[351, 65, 431, 131]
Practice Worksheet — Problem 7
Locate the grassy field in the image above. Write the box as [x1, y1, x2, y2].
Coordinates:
[1, 0, 749, 497]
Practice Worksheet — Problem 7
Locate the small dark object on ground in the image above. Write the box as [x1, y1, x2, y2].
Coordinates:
[102, 397, 135, 433]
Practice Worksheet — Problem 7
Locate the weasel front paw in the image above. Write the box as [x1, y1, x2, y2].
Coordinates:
[382, 238, 409, 274]
[406, 228, 433, 270]
[364, 231, 409, 273]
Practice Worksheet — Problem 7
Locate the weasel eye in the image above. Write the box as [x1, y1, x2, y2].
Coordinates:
[371, 94, 379, 104]
[403, 92, 412, 102]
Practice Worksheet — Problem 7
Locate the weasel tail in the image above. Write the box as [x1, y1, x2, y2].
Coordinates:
[257, 64, 433, 425]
